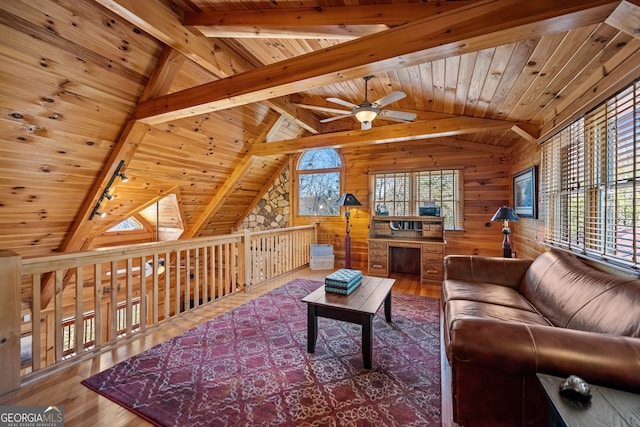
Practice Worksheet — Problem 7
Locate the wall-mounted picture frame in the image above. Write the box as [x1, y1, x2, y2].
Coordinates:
[513, 166, 537, 218]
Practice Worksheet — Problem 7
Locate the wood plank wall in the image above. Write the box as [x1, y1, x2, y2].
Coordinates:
[510, 138, 546, 259]
[292, 137, 525, 270]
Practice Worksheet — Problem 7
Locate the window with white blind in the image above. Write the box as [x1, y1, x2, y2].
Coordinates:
[542, 80, 639, 270]
[372, 169, 463, 230]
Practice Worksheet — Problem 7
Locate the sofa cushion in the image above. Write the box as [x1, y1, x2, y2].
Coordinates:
[520, 249, 640, 336]
[565, 280, 640, 337]
[443, 280, 538, 312]
[444, 255, 532, 287]
[446, 299, 552, 327]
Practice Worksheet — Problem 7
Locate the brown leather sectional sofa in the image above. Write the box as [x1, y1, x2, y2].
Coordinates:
[441, 249, 640, 427]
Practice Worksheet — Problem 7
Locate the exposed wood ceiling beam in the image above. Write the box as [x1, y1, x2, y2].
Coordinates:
[293, 102, 356, 116]
[94, 0, 246, 78]
[248, 116, 523, 156]
[266, 115, 290, 143]
[184, 3, 475, 39]
[96, 0, 320, 133]
[184, 3, 476, 27]
[132, 0, 619, 124]
[605, 0, 640, 39]
[139, 47, 186, 102]
[191, 25, 388, 40]
[511, 124, 540, 143]
[266, 96, 322, 134]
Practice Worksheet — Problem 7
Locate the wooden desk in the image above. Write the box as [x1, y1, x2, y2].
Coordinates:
[537, 373, 640, 427]
[368, 216, 445, 285]
[302, 276, 395, 369]
[369, 238, 444, 284]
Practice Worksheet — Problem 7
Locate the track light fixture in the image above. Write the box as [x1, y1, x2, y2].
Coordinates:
[88, 160, 128, 220]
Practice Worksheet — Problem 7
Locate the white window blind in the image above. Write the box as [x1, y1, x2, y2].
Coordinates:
[542, 80, 639, 271]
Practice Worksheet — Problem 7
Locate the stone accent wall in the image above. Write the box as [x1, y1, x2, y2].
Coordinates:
[236, 166, 290, 231]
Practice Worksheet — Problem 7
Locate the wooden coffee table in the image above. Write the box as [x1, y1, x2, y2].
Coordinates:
[302, 275, 396, 369]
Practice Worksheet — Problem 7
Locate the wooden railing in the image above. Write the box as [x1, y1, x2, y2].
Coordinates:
[0, 225, 317, 394]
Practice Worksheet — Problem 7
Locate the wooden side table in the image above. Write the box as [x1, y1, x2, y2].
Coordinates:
[537, 373, 640, 426]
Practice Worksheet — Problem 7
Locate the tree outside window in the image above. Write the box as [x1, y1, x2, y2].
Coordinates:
[373, 169, 463, 230]
[297, 148, 341, 216]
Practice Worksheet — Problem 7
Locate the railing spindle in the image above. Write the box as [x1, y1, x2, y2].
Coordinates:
[32, 273, 41, 372]
[139, 257, 146, 331]
[126, 258, 133, 335]
[75, 268, 83, 356]
[93, 263, 102, 348]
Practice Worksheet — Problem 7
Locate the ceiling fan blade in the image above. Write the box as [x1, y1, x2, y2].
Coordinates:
[360, 121, 373, 130]
[327, 97, 357, 109]
[373, 91, 406, 108]
[380, 109, 417, 121]
[320, 113, 354, 123]
[293, 103, 351, 115]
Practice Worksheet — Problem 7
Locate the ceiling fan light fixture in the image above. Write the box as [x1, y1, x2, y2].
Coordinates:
[354, 106, 379, 123]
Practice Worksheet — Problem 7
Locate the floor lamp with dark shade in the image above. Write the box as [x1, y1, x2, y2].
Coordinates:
[491, 206, 520, 258]
[335, 193, 362, 269]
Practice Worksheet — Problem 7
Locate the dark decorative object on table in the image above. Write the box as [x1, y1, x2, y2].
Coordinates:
[559, 375, 592, 402]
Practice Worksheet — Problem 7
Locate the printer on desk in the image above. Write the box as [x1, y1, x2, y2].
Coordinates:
[419, 202, 440, 217]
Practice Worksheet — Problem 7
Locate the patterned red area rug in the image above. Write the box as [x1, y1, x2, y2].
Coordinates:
[82, 279, 441, 426]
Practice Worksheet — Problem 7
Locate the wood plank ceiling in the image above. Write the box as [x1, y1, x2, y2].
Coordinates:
[1, 0, 639, 259]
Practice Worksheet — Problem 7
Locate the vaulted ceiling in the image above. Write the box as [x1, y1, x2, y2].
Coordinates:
[1, 0, 639, 258]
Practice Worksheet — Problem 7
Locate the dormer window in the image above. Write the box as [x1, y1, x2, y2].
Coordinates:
[108, 217, 143, 231]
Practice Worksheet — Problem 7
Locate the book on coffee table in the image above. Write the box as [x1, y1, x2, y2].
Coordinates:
[325, 269, 363, 294]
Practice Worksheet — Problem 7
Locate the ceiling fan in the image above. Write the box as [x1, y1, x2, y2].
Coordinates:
[317, 76, 416, 130]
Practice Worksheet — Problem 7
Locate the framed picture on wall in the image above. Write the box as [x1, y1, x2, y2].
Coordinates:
[513, 166, 537, 218]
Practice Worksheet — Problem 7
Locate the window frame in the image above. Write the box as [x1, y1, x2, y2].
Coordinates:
[371, 169, 464, 230]
[295, 148, 342, 217]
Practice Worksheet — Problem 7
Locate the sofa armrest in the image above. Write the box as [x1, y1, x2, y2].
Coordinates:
[444, 255, 533, 288]
[449, 318, 640, 393]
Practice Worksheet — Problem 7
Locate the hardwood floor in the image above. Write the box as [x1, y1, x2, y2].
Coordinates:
[0, 269, 450, 426]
